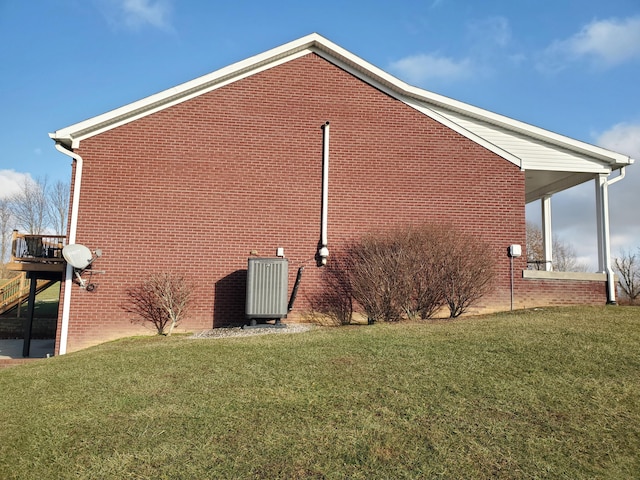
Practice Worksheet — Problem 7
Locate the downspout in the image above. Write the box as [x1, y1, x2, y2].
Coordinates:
[599, 167, 626, 304]
[607, 166, 626, 186]
[317, 121, 330, 266]
[54, 141, 84, 355]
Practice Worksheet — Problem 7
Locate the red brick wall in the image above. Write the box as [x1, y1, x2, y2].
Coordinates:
[517, 277, 607, 308]
[57, 53, 536, 352]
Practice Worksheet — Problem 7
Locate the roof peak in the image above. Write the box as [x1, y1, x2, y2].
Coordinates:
[49, 32, 631, 168]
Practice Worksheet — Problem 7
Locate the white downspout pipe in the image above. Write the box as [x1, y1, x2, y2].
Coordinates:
[596, 167, 626, 304]
[318, 121, 330, 265]
[54, 142, 84, 354]
[607, 166, 626, 187]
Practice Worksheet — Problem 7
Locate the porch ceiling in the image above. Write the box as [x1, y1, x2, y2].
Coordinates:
[525, 170, 597, 204]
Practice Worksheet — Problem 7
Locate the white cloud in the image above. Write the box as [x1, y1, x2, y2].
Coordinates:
[596, 122, 640, 159]
[97, 0, 174, 31]
[0, 170, 32, 199]
[538, 16, 640, 72]
[468, 16, 511, 48]
[389, 53, 473, 85]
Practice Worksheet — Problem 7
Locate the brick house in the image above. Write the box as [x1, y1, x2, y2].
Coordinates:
[47, 33, 632, 354]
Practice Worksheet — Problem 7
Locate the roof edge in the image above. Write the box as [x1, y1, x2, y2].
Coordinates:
[49, 33, 328, 146]
[400, 85, 632, 168]
[48, 32, 634, 169]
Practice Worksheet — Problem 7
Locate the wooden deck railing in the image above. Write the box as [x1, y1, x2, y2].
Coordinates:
[0, 273, 27, 314]
[8, 231, 67, 272]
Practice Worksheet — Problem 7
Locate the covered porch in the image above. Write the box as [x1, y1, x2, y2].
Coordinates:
[422, 100, 633, 304]
[524, 163, 628, 303]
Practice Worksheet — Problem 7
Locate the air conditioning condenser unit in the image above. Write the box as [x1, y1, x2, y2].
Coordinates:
[245, 257, 288, 325]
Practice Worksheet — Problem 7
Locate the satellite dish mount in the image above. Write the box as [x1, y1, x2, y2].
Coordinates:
[62, 244, 103, 291]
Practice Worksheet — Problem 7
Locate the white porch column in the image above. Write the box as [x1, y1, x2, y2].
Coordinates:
[541, 195, 553, 271]
[595, 174, 616, 303]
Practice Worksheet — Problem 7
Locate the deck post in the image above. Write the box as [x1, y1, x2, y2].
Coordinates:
[17, 273, 26, 319]
[22, 272, 38, 357]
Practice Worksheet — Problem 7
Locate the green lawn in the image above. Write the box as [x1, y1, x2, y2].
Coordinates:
[1, 280, 60, 318]
[1, 306, 638, 479]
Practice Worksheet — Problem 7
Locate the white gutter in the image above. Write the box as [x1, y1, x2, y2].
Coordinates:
[318, 121, 330, 265]
[607, 166, 626, 186]
[604, 167, 626, 304]
[53, 141, 84, 354]
[595, 167, 627, 304]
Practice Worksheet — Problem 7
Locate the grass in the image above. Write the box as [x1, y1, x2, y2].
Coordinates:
[1, 281, 60, 318]
[0, 306, 638, 479]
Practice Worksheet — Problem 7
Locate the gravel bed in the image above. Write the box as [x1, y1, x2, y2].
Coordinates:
[190, 323, 315, 340]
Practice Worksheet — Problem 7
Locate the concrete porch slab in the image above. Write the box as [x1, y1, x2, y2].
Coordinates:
[0, 339, 55, 360]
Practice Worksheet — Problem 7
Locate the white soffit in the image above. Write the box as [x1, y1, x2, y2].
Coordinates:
[428, 106, 611, 173]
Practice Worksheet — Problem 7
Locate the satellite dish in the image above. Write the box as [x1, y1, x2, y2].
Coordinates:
[62, 244, 94, 270]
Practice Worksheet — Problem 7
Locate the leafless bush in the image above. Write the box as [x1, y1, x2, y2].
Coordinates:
[124, 273, 192, 335]
[309, 252, 354, 325]
[316, 224, 495, 323]
[437, 228, 495, 318]
[347, 231, 407, 323]
[615, 248, 640, 305]
[398, 225, 447, 320]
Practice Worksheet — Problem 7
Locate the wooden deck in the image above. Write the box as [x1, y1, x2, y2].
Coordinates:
[7, 231, 66, 273]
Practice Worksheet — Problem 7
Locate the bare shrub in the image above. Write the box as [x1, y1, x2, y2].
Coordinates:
[124, 273, 192, 335]
[615, 248, 640, 305]
[315, 224, 495, 323]
[438, 229, 495, 318]
[398, 225, 447, 320]
[310, 252, 354, 325]
[347, 231, 407, 323]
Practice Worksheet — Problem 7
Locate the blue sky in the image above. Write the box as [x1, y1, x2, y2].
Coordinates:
[1, 0, 639, 268]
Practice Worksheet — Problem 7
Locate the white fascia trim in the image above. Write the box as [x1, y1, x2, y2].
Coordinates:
[313, 37, 633, 167]
[47, 31, 634, 168]
[406, 99, 523, 169]
[53, 50, 310, 145]
[526, 163, 611, 174]
[49, 33, 327, 146]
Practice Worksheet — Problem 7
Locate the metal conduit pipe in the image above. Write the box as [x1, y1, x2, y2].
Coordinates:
[318, 121, 330, 265]
[53, 142, 84, 355]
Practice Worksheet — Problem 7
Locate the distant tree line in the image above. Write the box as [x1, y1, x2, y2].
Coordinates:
[615, 248, 640, 305]
[525, 222, 588, 272]
[0, 177, 69, 277]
